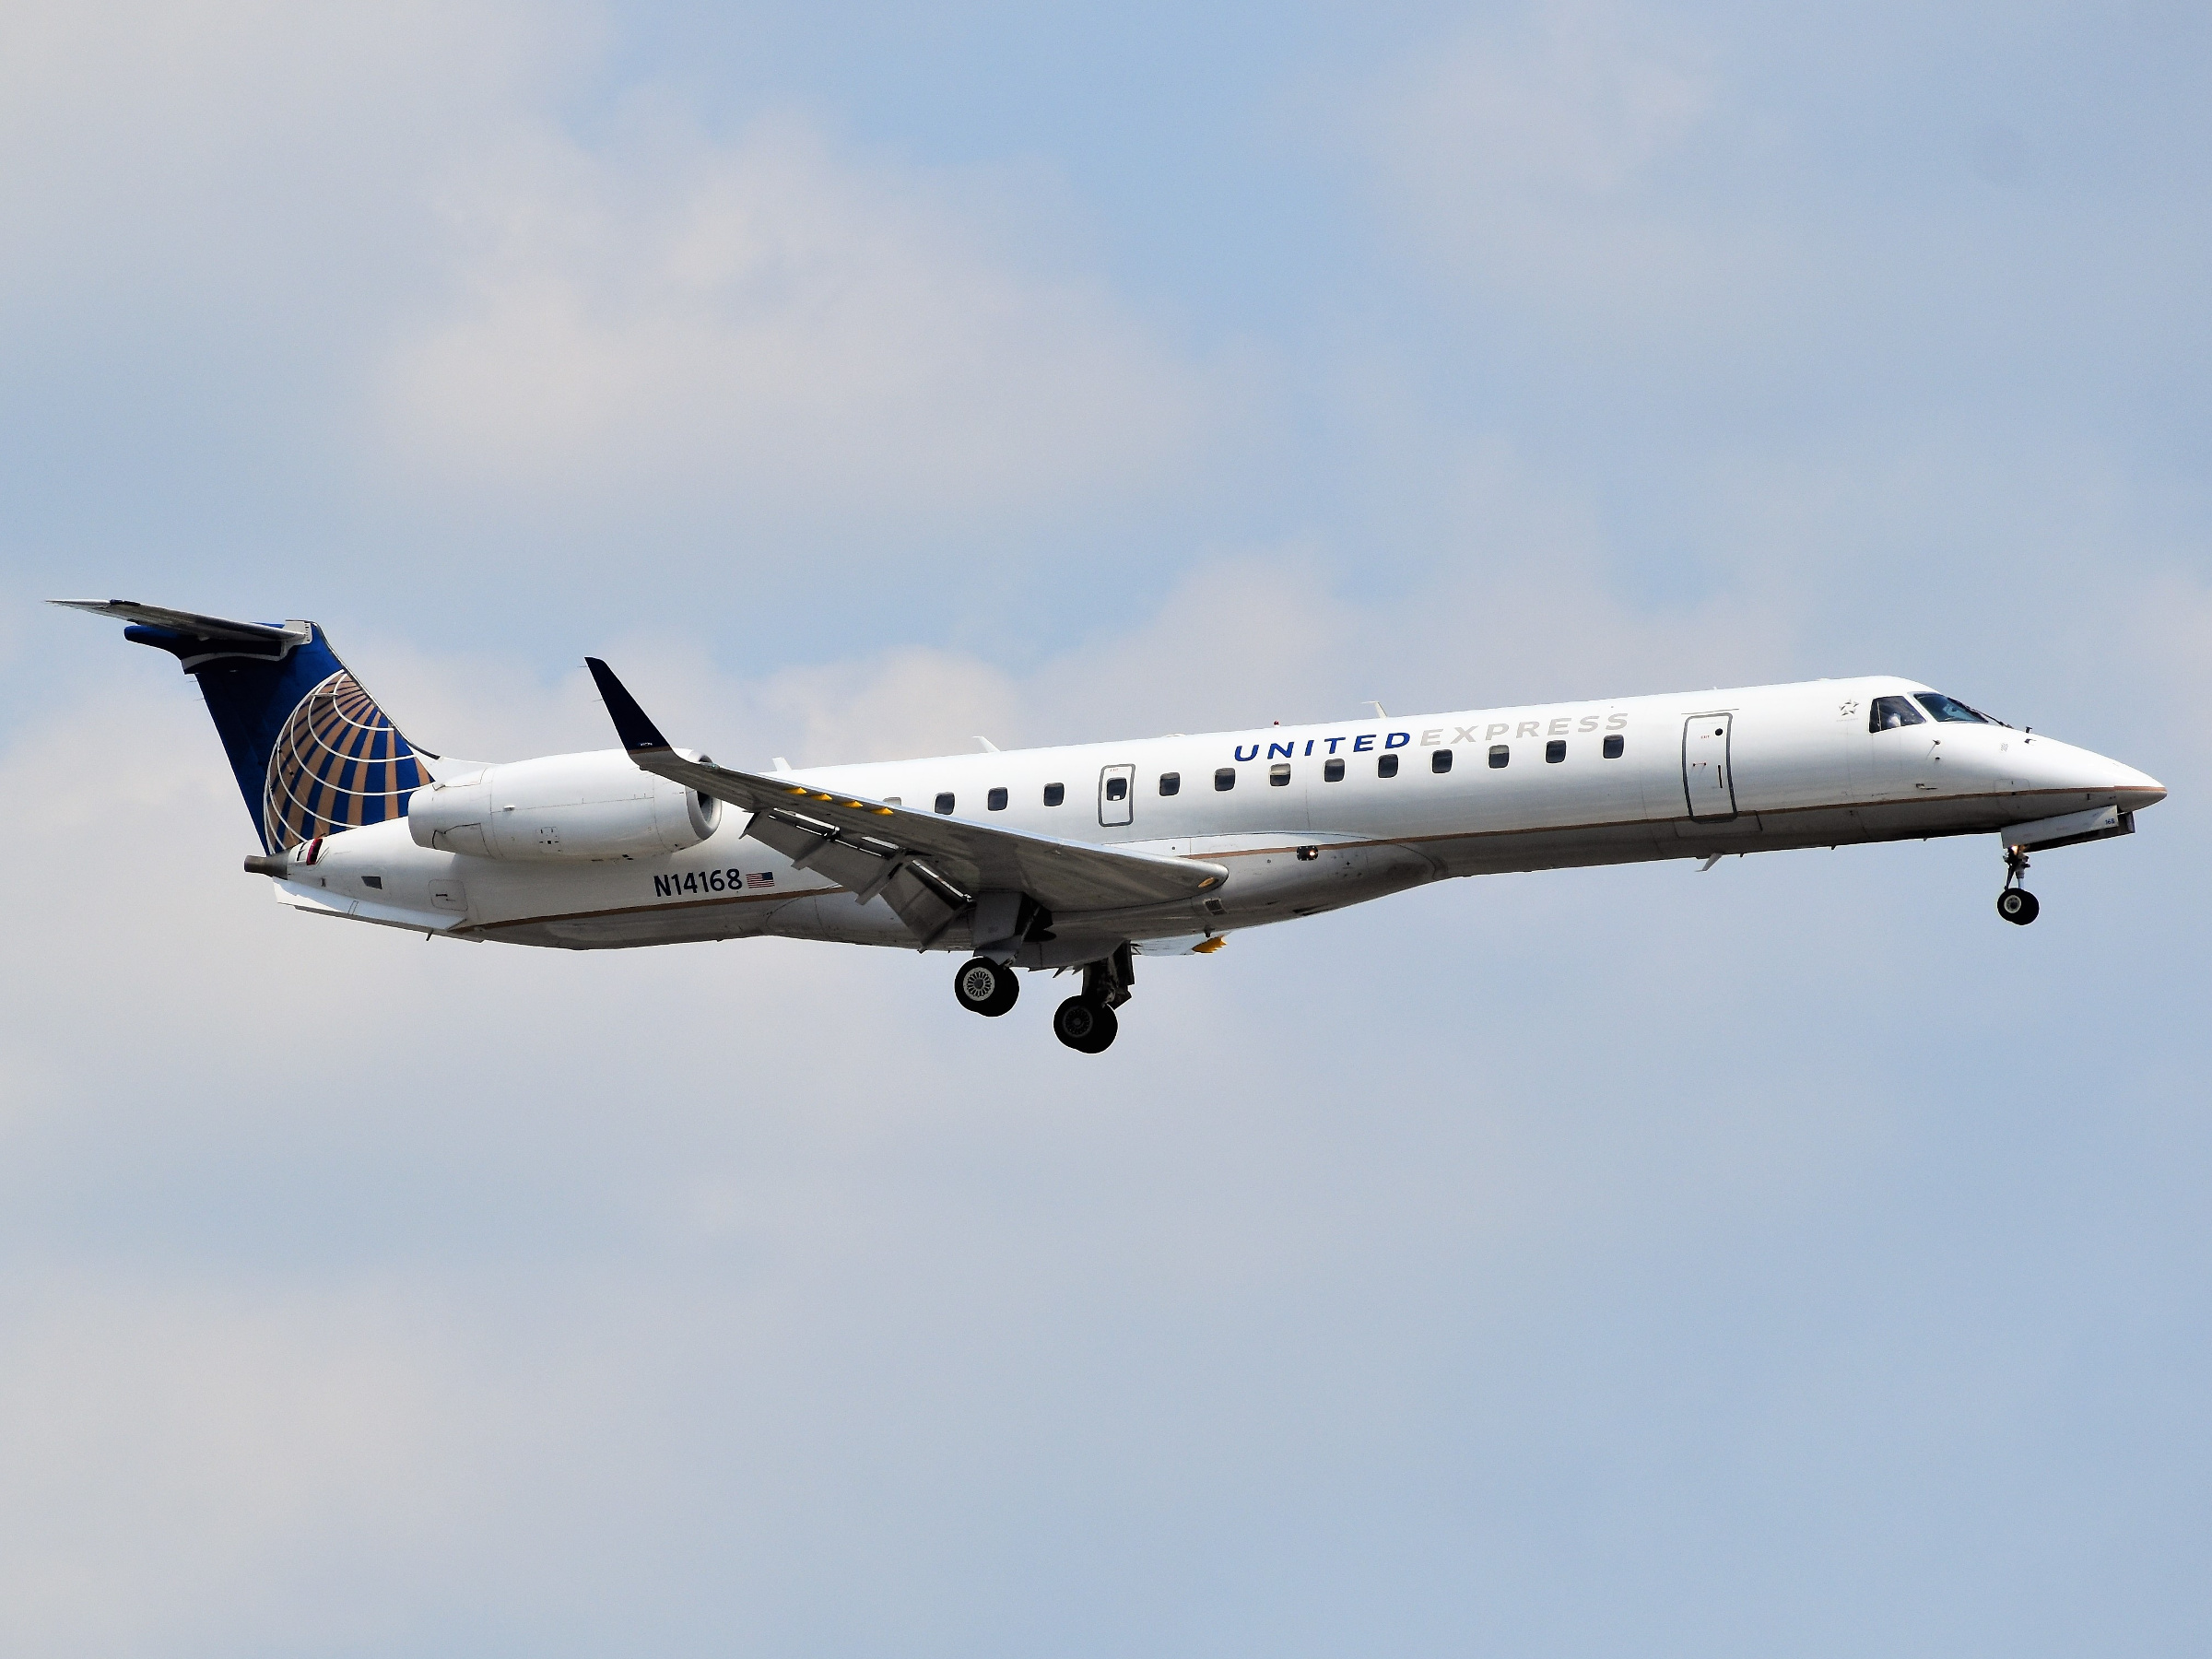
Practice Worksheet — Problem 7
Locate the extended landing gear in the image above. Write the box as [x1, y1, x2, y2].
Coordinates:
[953, 956, 1019, 1017]
[1997, 846, 2040, 926]
[955, 946, 1134, 1050]
[1053, 944, 1135, 1053]
[1053, 996, 1118, 1053]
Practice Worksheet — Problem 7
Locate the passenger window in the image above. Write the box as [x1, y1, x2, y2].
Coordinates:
[987, 787, 1008, 811]
[1105, 776, 1128, 802]
[1043, 782, 1064, 806]
[935, 792, 955, 813]
[1377, 753, 1399, 778]
[1159, 771, 1181, 796]
[1269, 763, 1290, 786]
[1545, 739, 1565, 764]
[1324, 758, 1345, 782]
[1602, 735, 1624, 759]
[1488, 745, 1510, 769]
[1915, 692, 1996, 724]
[1869, 695, 1925, 732]
[1431, 748, 1453, 773]
[1215, 768, 1236, 792]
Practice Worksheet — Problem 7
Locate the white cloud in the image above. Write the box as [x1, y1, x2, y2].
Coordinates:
[0, 1277, 500, 1656]
[0, 2, 1249, 552]
[1359, 1, 1766, 335]
[0, 0, 583, 311]
[376, 110, 1246, 529]
[1394, 0, 1713, 200]
[329, 507, 1798, 781]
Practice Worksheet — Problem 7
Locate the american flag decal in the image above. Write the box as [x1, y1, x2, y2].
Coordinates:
[746, 872, 774, 888]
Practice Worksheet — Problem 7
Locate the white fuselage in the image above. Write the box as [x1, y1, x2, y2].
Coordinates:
[274, 675, 2165, 956]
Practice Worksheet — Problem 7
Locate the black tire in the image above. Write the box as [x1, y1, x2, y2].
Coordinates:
[1085, 1003, 1119, 1051]
[954, 957, 1019, 1016]
[1996, 888, 2040, 926]
[1053, 995, 1117, 1053]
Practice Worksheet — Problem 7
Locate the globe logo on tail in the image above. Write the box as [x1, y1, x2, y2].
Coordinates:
[263, 670, 428, 851]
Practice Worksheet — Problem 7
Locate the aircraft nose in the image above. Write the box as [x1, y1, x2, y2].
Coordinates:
[2113, 760, 2166, 810]
[2076, 747, 2165, 810]
[2019, 735, 2166, 812]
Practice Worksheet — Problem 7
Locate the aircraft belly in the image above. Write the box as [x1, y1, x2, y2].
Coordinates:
[1417, 818, 1667, 877]
[1206, 841, 1440, 920]
[503, 895, 810, 949]
[761, 893, 917, 947]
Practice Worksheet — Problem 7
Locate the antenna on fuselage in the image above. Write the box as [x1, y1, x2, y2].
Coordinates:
[1364, 701, 1388, 720]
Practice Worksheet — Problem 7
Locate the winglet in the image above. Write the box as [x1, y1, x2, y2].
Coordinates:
[584, 657, 673, 753]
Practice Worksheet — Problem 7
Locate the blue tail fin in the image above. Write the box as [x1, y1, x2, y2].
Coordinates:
[53, 600, 436, 853]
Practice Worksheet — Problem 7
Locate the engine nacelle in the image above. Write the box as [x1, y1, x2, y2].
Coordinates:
[408, 749, 722, 861]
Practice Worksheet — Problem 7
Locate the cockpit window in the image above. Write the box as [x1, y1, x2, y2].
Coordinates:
[1868, 695, 1925, 732]
[1914, 692, 2003, 725]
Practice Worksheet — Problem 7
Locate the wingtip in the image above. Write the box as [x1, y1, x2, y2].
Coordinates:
[584, 656, 674, 753]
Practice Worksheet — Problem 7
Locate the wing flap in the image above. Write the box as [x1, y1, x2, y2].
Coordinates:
[739, 808, 965, 941]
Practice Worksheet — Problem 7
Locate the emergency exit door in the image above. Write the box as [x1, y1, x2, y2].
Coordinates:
[1682, 714, 1737, 820]
[1099, 763, 1135, 827]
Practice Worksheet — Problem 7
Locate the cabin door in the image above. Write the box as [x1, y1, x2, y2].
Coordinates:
[1099, 763, 1135, 827]
[1681, 714, 1738, 820]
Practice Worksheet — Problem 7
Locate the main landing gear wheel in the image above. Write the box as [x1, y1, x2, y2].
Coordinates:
[953, 957, 1020, 1017]
[1053, 996, 1119, 1053]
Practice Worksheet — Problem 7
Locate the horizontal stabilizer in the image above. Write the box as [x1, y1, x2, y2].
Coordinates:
[49, 599, 310, 646]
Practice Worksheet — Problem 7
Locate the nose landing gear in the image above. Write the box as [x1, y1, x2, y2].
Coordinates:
[1997, 847, 2040, 926]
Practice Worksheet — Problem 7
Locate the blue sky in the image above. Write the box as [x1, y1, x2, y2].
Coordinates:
[2, 5, 2208, 1654]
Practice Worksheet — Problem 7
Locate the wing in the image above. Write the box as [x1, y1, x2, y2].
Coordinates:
[585, 657, 1228, 946]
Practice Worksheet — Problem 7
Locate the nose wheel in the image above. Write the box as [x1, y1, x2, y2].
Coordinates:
[1997, 846, 2039, 926]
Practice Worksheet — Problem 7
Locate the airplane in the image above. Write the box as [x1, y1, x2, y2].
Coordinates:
[56, 599, 2166, 1053]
